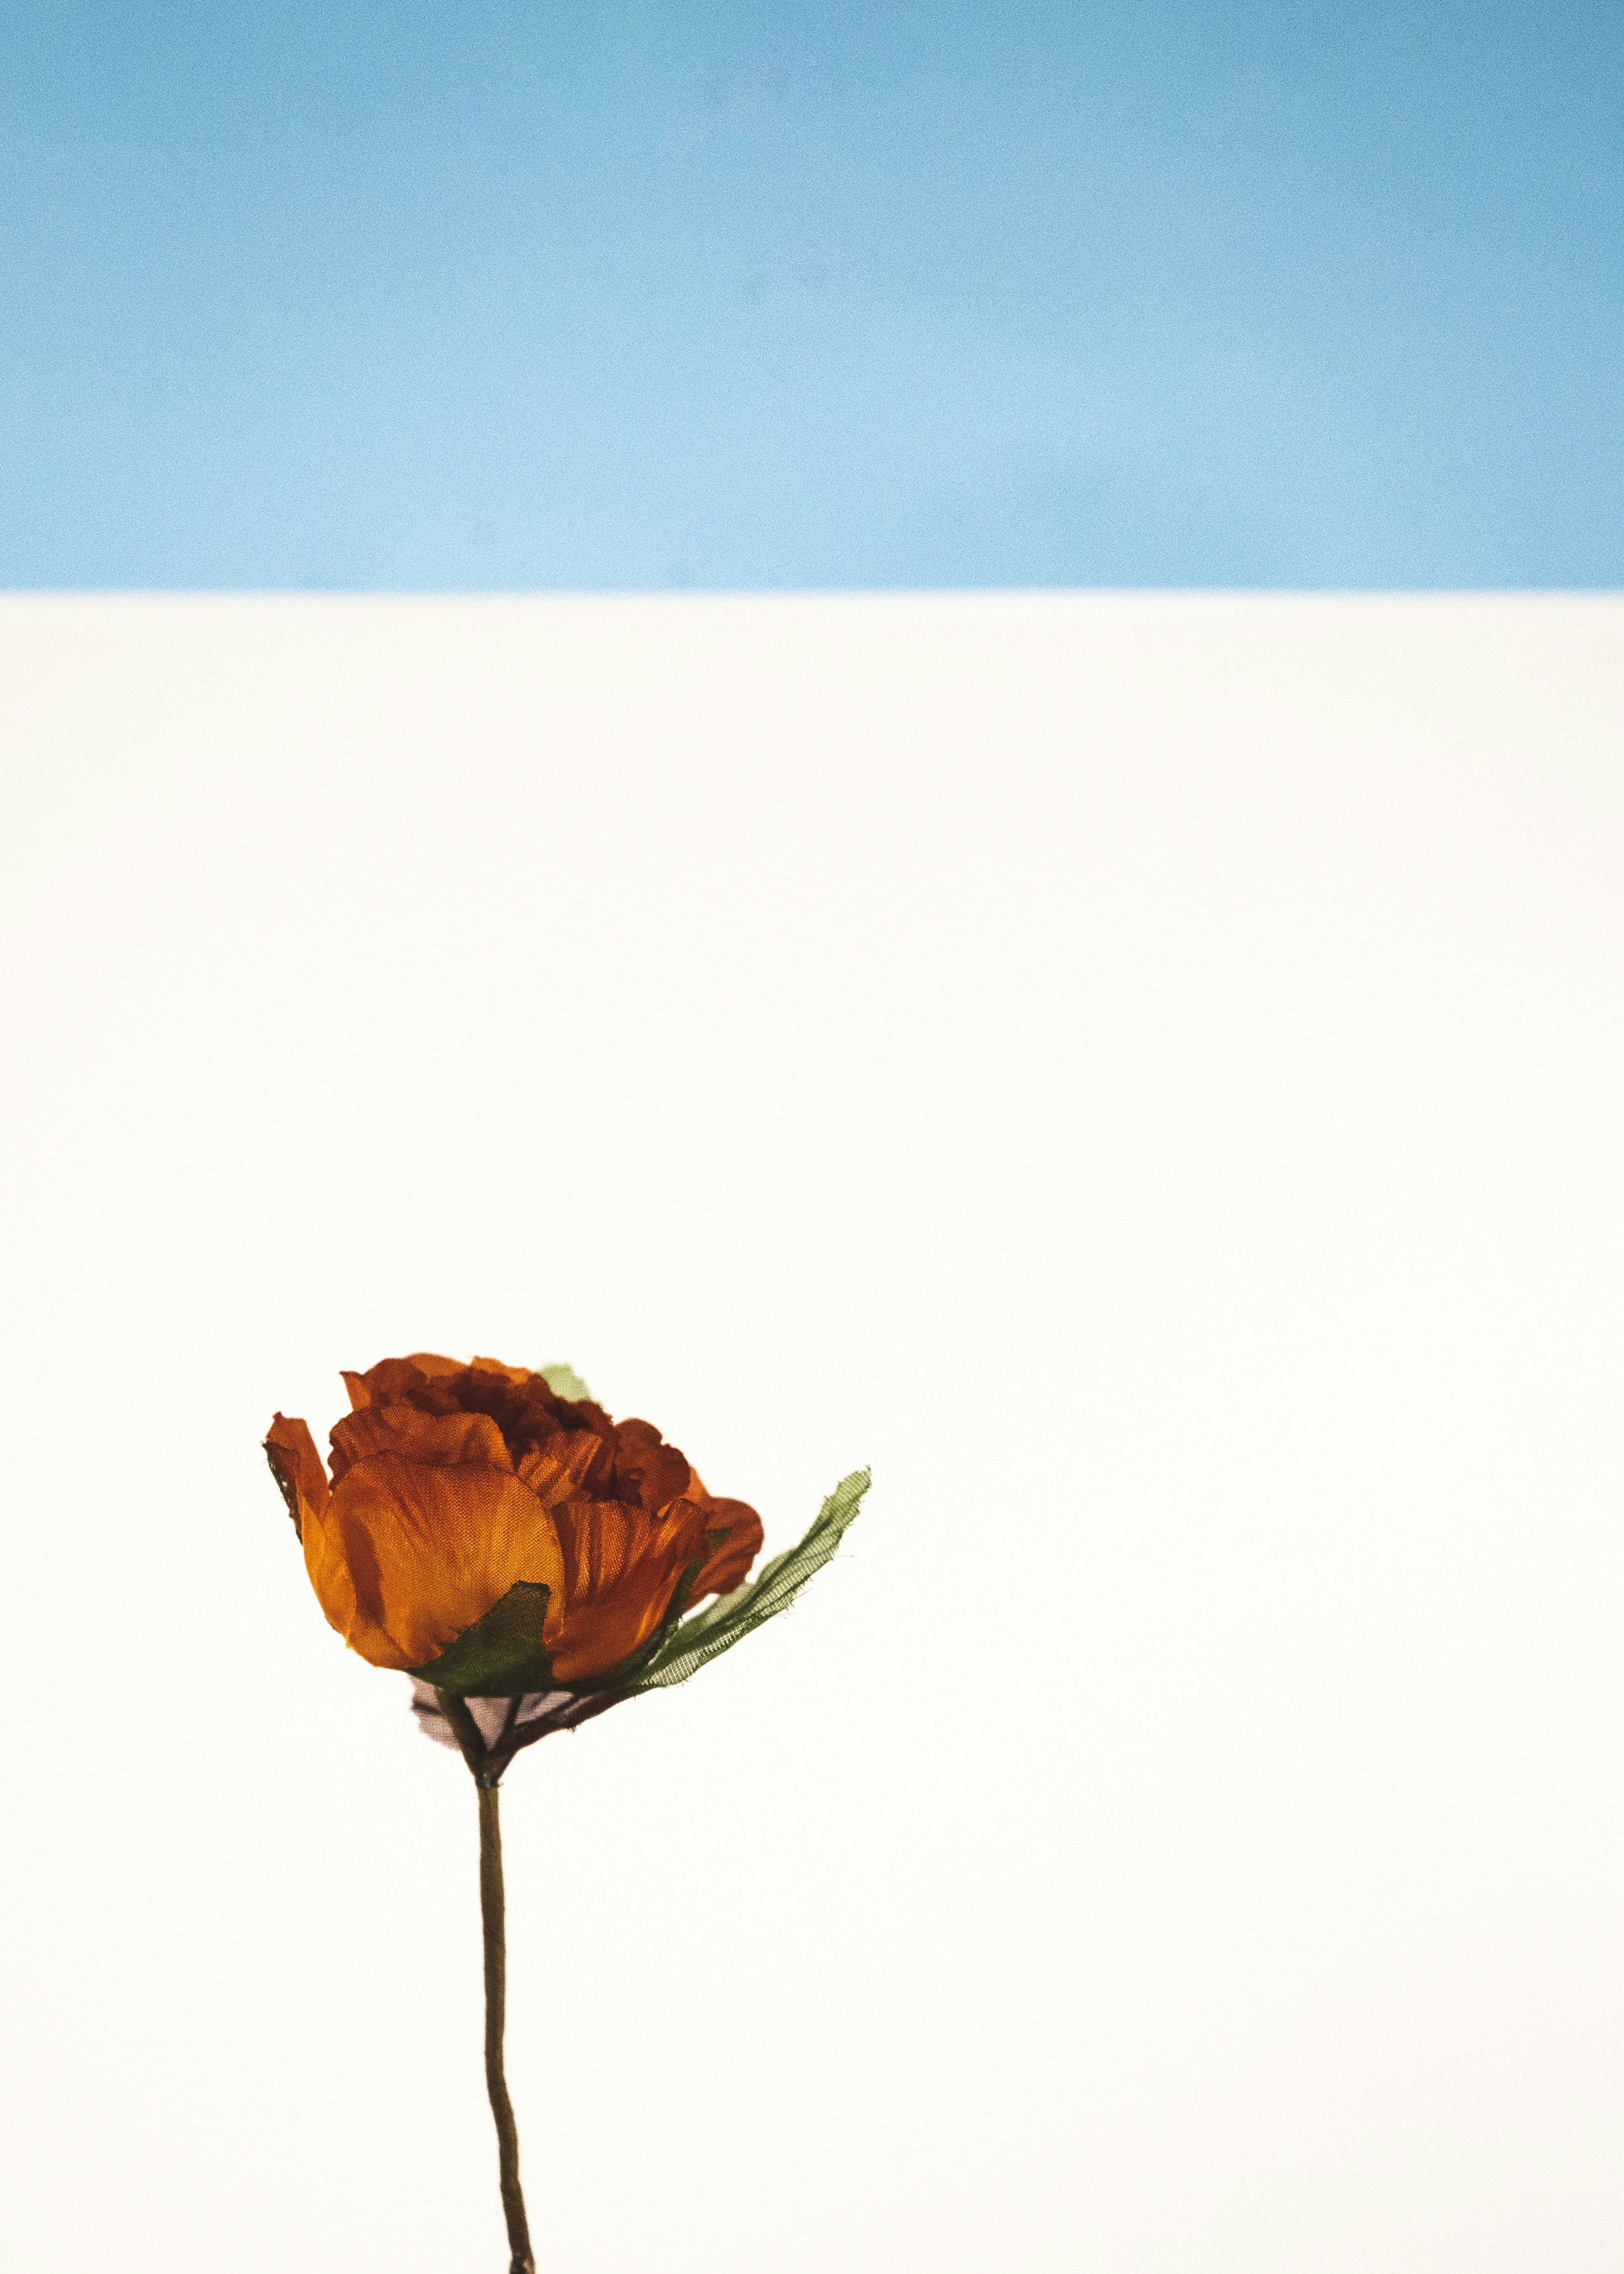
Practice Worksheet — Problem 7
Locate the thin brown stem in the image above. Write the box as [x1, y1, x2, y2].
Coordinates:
[478, 1781, 535, 2274]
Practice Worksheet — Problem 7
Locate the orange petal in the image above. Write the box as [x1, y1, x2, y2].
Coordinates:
[264, 1414, 331, 1537]
[309, 1455, 566, 1670]
[604, 1417, 692, 1511]
[546, 1497, 708, 1681]
[469, 1354, 529, 1384]
[690, 1495, 764, 1599]
[329, 1403, 512, 1485]
[341, 1362, 410, 1412]
[341, 1353, 464, 1412]
[516, 1428, 605, 1507]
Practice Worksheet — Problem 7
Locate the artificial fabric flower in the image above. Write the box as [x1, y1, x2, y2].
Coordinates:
[265, 1352, 867, 2274]
[266, 1351, 766, 1687]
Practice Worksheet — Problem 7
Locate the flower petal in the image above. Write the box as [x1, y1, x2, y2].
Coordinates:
[469, 1355, 529, 1384]
[546, 1496, 708, 1681]
[341, 1353, 464, 1411]
[328, 1403, 513, 1485]
[602, 1417, 692, 1512]
[408, 1363, 608, 1466]
[516, 1428, 604, 1507]
[310, 1455, 566, 1671]
[690, 1495, 765, 1598]
[264, 1414, 331, 1537]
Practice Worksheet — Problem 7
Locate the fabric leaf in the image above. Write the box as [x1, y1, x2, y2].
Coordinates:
[409, 1581, 555, 1696]
[623, 1469, 871, 1692]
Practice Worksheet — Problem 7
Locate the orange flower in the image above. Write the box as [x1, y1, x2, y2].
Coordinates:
[265, 1354, 763, 1689]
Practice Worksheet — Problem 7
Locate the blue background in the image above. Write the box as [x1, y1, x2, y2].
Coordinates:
[3, 1, 1620, 589]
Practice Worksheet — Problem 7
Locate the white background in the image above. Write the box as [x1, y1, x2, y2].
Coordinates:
[2, 592, 1622, 2273]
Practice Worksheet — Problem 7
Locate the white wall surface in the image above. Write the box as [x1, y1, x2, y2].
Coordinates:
[1, 591, 1621, 2273]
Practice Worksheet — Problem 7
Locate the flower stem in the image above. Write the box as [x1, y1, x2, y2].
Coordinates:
[477, 1780, 536, 2274]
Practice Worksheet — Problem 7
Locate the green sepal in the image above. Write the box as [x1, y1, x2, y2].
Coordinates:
[408, 1582, 556, 1696]
[623, 1468, 871, 1693]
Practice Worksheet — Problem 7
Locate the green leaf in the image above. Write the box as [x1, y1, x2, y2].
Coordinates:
[540, 1362, 593, 1403]
[408, 1582, 555, 1696]
[623, 1468, 871, 1692]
